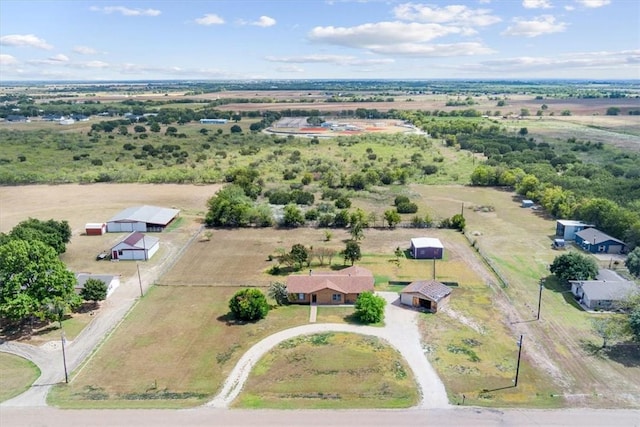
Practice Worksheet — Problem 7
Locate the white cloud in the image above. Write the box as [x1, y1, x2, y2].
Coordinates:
[265, 54, 394, 66]
[195, 14, 225, 25]
[49, 54, 69, 62]
[393, 4, 501, 27]
[564, 5, 575, 10]
[502, 15, 567, 37]
[73, 46, 97, 55]
[275, 65, 305, 73]
[0, 54, 19, 65]
[372, 42, 495, 57]
[90, 6, 161, 16]
[252, 16, 276, 27]
[83, 60, 109, 68]
[523, 0, 553, 8]
[575, 0, 610, 7]
[0, 34, 53, 49]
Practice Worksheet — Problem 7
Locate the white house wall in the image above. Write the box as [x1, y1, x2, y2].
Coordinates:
[146, 242, 159, 260]
[400, 293, 414, 306]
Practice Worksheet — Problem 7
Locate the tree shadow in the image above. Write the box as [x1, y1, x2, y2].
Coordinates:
[602, 343, 640, 367]
[0, 317, 61, 341]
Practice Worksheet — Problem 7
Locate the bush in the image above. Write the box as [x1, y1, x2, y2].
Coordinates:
[394, 195, 410, 206]
[354, 292, 386, 323]
[228, 288, 269, 321]
[396, 202, 418, 214]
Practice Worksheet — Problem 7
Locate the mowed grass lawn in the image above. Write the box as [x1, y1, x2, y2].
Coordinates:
[0, 353, 40, 402]
[49, 286, 310, 408]
[235, 332, 418, 409]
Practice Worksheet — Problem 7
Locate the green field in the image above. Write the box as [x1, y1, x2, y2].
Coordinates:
[0, 353, 40, 403]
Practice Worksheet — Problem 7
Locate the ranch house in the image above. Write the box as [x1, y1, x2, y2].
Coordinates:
[106, 205, 180, 233]
[110, 232, 159, 261]
[286, 265, 374, 305]
[570, 270, 638, 310]
[410, 237, 444, 260]
[400, 280, 452, 313]
[575, 228, 626, 255]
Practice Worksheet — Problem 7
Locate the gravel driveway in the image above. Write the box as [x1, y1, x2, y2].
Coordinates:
[207, 292, 449, 409]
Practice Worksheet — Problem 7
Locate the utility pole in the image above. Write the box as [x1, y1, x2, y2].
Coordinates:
[432, 258, 436, 280]
[137, 263, 144, 297]
[59, 317, 68, 383]
[536, 280, 544, 321]
[514, 335, 523, 387]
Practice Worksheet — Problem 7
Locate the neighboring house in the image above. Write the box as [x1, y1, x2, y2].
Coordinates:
[85, 222, 106, 236]
[106, 205, 180, 232]
[200, 118, 228, 124]
[555, 220, 593, 241]
[286, 265, 374, 305]
[410, 237, 444, 259]
[575, 228, 626, 254]
[400, 280, 452, 313]
[75, 273, 120, 298]
[570, 270, 638, 310]
[110, 231, 159, 261]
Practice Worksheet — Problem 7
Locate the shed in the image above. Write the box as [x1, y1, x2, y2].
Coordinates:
[106, 205, 179, 233]
[85, 223, 106, 236]
[110, 232, 159, 261]
[555, 220, 593, 241]
[410, 237, 444, 259]
[400, 280, 452, 313]
[575, 228, 626, 254]
[521, 199, 534, 208]
[75, 273, 120, 298]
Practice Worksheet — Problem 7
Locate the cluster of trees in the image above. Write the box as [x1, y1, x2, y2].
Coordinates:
[0, 219, 81, 324]
[205, 185, 273, 227]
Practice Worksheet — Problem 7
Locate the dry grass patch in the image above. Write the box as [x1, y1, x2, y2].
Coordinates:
[0, 353, 40, 402]
[48, 285, 309, 408]
[235, 332, 419, 409]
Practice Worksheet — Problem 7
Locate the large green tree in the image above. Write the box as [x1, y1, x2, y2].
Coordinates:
[625, 247, 640, 277]
[354, 292, 386, 323]
[80, 278, 108, 305]
[205, 185, 261, 227]
[0, 239, 80, 322]
[228, 288, 269, 321]
[550, 252, 598, 283]
[342, 240, 361, 266]
[8, 218, 72, 254]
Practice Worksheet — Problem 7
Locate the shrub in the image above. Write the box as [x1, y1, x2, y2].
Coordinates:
[394, 195, 410, 206]
[354, 292, 386, 323]
[228, 288, 269, 321]
[396, 202, 418, 214]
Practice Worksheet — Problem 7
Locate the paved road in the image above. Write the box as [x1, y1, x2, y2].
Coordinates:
[1, 407, 639, 427]
[208, 292, 448, 408]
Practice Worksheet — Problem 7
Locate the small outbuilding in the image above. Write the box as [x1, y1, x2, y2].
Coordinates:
[85, 223, 106, 236]
[521, 199, 534, 208]
[410, 237, 444, 259]
[400, 280, 451, 313]
[75, 273, 120, 298]
[110, 232, 159, 261]
[575, 228, 626, 255]
[106, 205, 180, 233]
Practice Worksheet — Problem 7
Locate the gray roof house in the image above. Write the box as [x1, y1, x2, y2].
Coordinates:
[106, 205, 180, 233]
[571, 270, 638, 310]
[400, 280, 452, 313]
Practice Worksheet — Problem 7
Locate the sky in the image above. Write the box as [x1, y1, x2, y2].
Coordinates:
[0, 0, 638, 81]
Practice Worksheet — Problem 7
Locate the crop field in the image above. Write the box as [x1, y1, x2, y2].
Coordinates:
[235, 332, 419, 409]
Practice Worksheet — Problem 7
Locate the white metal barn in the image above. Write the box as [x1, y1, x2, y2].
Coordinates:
[110, 232, 159, 261]
[106, 205, 180, 233]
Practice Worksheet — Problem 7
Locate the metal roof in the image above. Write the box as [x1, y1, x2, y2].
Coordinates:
[114, 231, 159, 249]
[401, 280, 452, 302]
[107, 205, 179, 225]
[574, 280, 638, 301]
[410, 237, 444, 248]
[557, 220, 592, 227]
[575, 228, 625, 245]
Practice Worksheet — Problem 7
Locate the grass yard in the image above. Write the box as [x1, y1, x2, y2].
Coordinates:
[314, 307, 355, 324]
[0, 353, 40, 403]
[48, 286, 310, 408]
[234, 332, 419, 409]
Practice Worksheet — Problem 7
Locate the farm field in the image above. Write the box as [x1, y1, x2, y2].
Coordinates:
[0, 353, 40, 403]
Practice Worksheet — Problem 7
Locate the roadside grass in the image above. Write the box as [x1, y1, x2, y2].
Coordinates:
[0, 353, 40, 402]
[48, 285, 309, 408]
[234, 332, 419, 409]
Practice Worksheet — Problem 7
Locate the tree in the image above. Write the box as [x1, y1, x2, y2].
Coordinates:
[354, 292, 386, 323]
[282, 204, 305, 228]
[230, 124, 242, 133]
[9, 218, 72, 254]
[626, 247, 640, 277]
[550, 252, 598, 283]
[383, 209, 401, 228]
[518, 127, 528, 136]
[0, 239, 80, 322]
[591, 317, 627, 348]
[606, 107, 621, 116]
[80, 278, 108, 305]
[133, 125, 146, 133]
[228, 288, 269, 321]
[450, 213, 466, 231]
[630, 306, 640, 341]
[267, 281, 289, 306]
[342, 240, 361, 266]
[205, 185, 254, 227]
[149, 122, 161, 132]
[289, 244, 308, 270]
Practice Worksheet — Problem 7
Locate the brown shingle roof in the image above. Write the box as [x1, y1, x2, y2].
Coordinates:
[401, 280, 451, 302]
[287, 266, 374, 294]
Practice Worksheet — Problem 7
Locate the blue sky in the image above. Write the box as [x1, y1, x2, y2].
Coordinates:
[0, 0, 638, 81]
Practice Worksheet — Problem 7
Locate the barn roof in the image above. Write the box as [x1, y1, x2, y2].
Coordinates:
[287, 266, 374, 294]
[113, 231, 159, 250]
[401, 280, 451, 302]
[575, 228, 625, 245]
[107, 205, 180, 225]
[410, 237, 443, 249]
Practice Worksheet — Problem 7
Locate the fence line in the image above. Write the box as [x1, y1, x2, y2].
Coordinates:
[463, 232, 510, 289]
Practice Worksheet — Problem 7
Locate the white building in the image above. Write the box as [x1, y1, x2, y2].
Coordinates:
[110, 232, 159, 261]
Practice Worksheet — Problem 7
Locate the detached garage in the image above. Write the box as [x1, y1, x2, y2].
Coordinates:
[400, 280, 452, 313]
[85, 223, 106, 236]
[410, 237, 444, 259]
[110, 232, 159, 261]
[106, 205, 180, 233]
